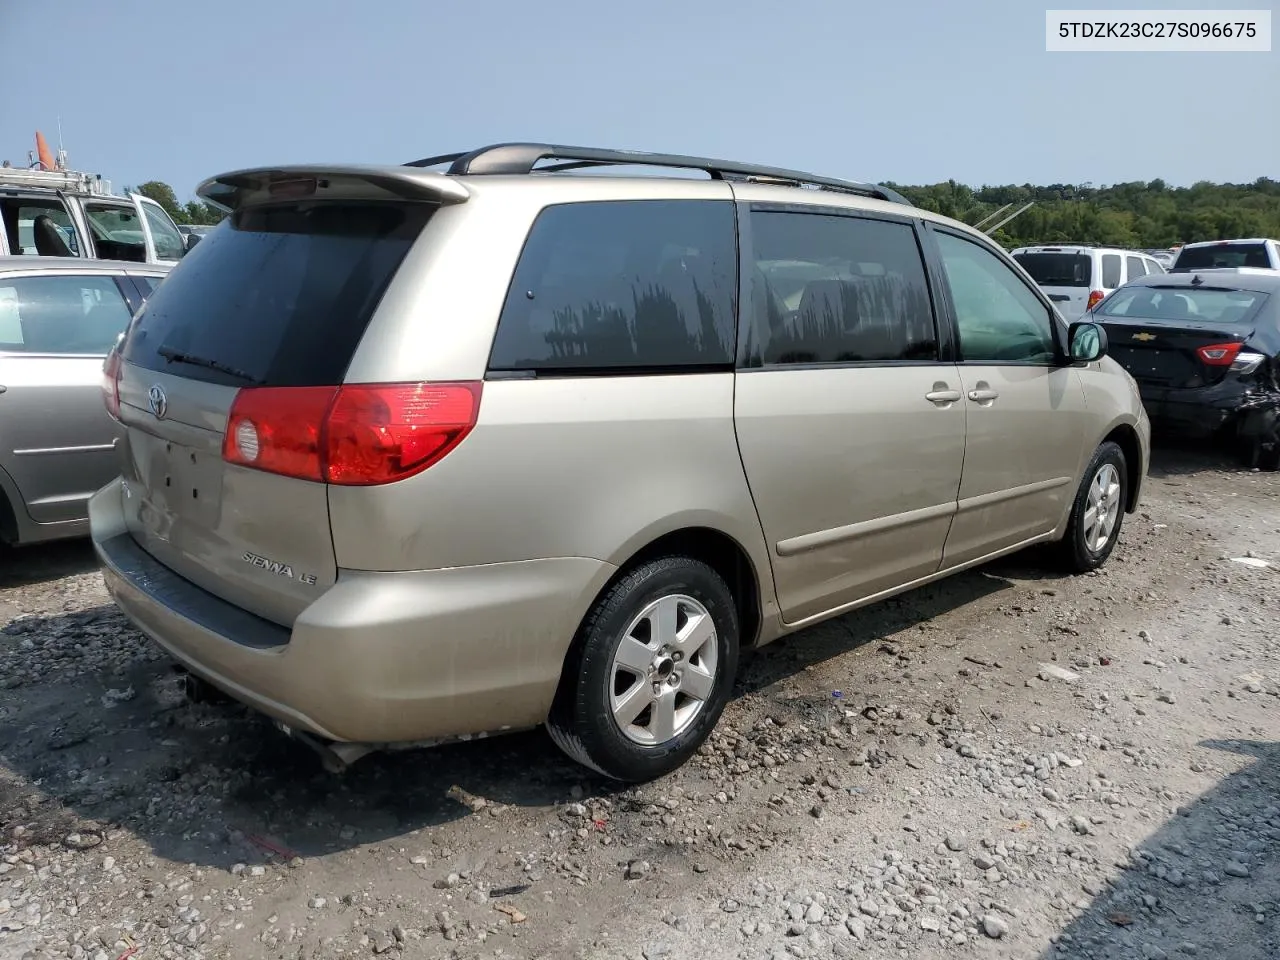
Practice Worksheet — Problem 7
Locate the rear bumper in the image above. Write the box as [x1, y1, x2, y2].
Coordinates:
[1138, 381, 1251, 440]
[89, 478, 615, 744]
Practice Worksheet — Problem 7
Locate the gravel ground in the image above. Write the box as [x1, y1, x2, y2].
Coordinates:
[0, 444, 1276, 960]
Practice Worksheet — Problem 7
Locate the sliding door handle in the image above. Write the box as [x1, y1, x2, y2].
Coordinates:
[925, 389, 962, 404]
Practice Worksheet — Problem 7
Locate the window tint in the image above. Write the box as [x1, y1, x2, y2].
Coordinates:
[1174, 243, 1271, 270]
[1012, 252, 1091, 287]
[935, 232, 1056, 364]
[8, 202, 78, 257]
[84, 203, 147, 263]
[0, 275, 132, 354]
[490, 200, 736, 372]
[745, 212, 936, 366]
[1126, 256, 1146, 281]
[122, 202, 431, 386]
[141, 202, 186, 260]
[1101, 254, 1121, 288]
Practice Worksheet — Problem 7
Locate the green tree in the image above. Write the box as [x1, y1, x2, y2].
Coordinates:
[894, 178, 1280, 248]
[136, 181, 187, 223]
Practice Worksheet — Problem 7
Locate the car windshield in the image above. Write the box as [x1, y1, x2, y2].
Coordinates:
[1096, 285, 1269, 323]
[1174, 243, 1272, 270]
[1012, 252, 1091, 287]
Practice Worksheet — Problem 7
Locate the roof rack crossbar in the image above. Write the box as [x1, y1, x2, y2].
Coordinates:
[404, 143, 910, 206]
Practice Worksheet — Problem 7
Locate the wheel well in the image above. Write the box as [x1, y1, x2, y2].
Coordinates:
[609, 527, 763, 649]
[1104, 424, 1142, 513]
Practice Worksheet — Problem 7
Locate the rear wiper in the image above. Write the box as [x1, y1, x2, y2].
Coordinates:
[157, 346, 262, 384]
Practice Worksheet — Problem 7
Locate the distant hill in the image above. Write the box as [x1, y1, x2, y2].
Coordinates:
[884, 178, 1280, 249]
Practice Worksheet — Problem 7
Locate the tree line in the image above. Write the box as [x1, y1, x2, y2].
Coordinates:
[886, 177, 1280, 249]
[128, 175, 1280, 247]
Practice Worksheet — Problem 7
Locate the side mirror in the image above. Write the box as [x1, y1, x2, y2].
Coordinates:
[184, 232, 203, 253]
[1068, 321, 1108, 363]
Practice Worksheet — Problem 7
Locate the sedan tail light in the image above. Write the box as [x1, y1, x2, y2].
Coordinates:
[1195, 342, 1245, 366]
[1230, 350, 1266, 375]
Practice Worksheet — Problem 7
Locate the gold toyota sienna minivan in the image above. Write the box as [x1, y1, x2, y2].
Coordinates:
[90, 144, 1150, 782]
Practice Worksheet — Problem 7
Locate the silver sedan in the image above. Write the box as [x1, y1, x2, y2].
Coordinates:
[0, 256, 169, 546]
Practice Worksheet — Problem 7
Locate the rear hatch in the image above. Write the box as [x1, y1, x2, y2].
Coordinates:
[1012, 249, 1092, 318]
[1093, 283, 1269, 390]
[108, 172, 448, 626]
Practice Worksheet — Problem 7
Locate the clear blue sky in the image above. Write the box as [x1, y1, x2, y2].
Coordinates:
[3, 0, 1275, 202]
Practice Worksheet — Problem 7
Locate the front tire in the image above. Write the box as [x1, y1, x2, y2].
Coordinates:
[547, 556, 739, 783]
[1057, 441, 1128, 573]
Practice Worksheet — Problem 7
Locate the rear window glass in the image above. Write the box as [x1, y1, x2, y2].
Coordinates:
[489, 200, 737, 373]
[0, 275, 132, 354]
[121, 202, 431, 386]
[1173, 243, 1273, 270]
[1101, 255, 1121, 289]
[1012, 252, 1091, 287]
[1097, 286, 1268, 323]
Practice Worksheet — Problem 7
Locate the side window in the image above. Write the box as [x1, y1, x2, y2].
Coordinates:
[1145, 258, 1165, 275]
[1101, 254, 1121, 289]
[83, 203, 147, 262]
[489, 200, 737, 372]
[1126, 256, 1146, 281]
[13, 203, 78, 257]
[141, 203, 186, 260]
[0, 275, 132, 354]
[746, 211, 936, 366]
[934, 231, 1056, 364]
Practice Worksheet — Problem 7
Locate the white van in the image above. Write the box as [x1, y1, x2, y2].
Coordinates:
[1011, 245, 1167, 321]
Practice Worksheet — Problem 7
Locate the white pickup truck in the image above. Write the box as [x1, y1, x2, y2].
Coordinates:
[0, 166, 195, 264]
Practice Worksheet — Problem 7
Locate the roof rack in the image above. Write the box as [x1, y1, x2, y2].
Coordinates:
[404, 143, 911, 206]
[0, 166, 114, 196]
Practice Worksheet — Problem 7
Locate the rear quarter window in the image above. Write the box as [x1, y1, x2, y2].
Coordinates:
[121, 201, 432, 386]
[488, 200, 737, 373]
[1101, 254, 1122, 289]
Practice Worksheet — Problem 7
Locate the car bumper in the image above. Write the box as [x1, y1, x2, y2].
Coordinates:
[89, 478, 615, 744]
[1138, 381, 1252, 440]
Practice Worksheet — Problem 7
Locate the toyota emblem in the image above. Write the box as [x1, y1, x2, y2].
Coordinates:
[147, 384, 168, 420]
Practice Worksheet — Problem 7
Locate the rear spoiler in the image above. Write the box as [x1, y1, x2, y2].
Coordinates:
[197, 165, 470, 212]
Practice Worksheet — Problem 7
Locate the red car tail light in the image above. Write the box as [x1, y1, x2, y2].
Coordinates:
[222, 382, 482, 485]
[1195, 342, 1244, 366]
[1086, 289, 1105, 312]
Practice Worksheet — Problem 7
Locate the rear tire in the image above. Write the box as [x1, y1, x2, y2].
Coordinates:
[1057, 441, 1128, 574]
[547, 556, 739, 783]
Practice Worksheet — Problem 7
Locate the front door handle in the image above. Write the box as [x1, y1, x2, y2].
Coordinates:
[0, 385, 6, 394]
[925, 389, 962, 404]
[967, 387, 1000, 403]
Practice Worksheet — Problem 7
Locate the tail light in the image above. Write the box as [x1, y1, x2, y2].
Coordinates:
[1195, 342, 1244, 366]
[101, 350, 122, 419]
[222, 382, 482, 486]
[1086, 290, 1105, 312]
[1231, 351, 1266, 375]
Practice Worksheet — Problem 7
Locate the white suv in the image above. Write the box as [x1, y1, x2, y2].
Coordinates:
[1170, 238, 1280, 273]
[1010, 245, 1167, 321]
